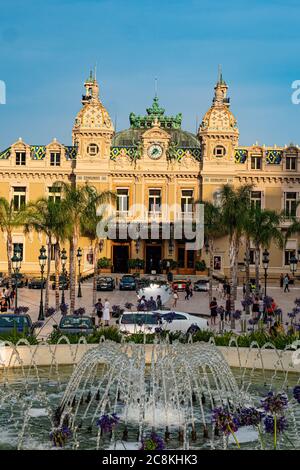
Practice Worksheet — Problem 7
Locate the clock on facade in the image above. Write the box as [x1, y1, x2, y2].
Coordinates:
[148, 144, 163, 160]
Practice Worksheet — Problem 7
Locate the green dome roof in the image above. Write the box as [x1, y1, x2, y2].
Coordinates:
[112, 128, 200, 148]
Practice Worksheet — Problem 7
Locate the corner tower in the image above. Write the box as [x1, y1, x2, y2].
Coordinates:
[198, 71, 239, 201]
[73, 71, 114, 181]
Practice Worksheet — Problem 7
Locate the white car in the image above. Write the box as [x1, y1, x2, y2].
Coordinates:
[117, 310, 209, 335]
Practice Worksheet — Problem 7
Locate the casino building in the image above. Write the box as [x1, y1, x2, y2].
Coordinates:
[0, 71, 300, 279]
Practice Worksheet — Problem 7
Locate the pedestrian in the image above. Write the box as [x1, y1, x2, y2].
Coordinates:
[148, 296, 157, 310]
[156, 295, 162, 310]
[172, 290, 179, 308]
[138, 295, 146, 311]
[223, 281, 228, 299]
[210, 297, 218, 326]
[252, 296, 259, 320]
[283, 274, 290, 293]
[280, 273, 284, 289]
[218, 305, 225, 322]
[103, 298, 110, 326]
[4, 287, 11, 309]
[258, 296, 264, 319]
[184, 283, 190, 300]
[189, 283, 193, 298]
[95, 298, 103, 327]
[225, 294, 231, 322]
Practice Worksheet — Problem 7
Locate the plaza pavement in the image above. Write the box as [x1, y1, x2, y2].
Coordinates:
[10, 276, 300, 339]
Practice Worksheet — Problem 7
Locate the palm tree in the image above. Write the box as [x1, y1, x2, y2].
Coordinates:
[24, 198, 69, 313]
[203, 202, 225, 303]
[0, 197, 27, 288]
[54, 182, 115, 314]
[219, 184, 253, 307]
[244, 206, 283, 295]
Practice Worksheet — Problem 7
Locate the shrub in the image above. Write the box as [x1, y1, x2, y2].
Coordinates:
[195, 260, 207, 271]
[97, 257, 111, 269]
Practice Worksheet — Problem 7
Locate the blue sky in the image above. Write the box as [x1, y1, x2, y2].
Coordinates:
[1, 0, 300, 148]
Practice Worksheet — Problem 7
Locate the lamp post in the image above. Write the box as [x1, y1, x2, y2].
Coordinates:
[38, 245, 47, 321]
[77, 247, 82, 298]
[60, 248, 67, 305]
[262, 248, 270, 296]
[11, 244, 22, 311]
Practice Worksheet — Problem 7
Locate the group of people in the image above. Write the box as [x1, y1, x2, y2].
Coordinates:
[94, 298, 111, 326]
[209, 295, 231, 326]
[280, 273, 291, 292]
[137, 295, 163, 311]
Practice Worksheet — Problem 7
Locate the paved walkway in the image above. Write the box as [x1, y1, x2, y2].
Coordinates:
[9, 279, 299, 339]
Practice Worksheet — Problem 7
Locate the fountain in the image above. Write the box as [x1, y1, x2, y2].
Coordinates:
[0, 339, 299, 450]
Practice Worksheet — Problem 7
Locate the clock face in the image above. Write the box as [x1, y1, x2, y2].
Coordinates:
[148, 144, 163, 160]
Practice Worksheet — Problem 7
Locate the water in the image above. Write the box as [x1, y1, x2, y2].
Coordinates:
[0, 342, 299, 450]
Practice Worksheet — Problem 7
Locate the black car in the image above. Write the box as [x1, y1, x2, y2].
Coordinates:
[0, 314, 36, 335]
[53, 315, 94, 335]
[52, 275, 69, 290]
[119, 275, 136, 291]
[28, 278, 46, 289]
[96, 276, 115, 291]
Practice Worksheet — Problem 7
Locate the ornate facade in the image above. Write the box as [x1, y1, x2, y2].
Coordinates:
[0, 71, 299, 278]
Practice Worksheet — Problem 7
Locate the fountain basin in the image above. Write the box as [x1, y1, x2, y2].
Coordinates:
[0, 342, 300, 372]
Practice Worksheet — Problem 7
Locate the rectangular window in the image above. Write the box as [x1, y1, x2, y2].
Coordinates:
[249, 249, 260, 265]
[181, 190, 194, 213]
[16, 152, 26, 166]
[149, 189, 161, 213]
[116, 189, 129, 212]
[251, 191, 262, 210]
[286, 156, 297, 171]
[50, 152, 61, 166]
[13, 243, 24, 260]
[251, 156, 262, 170]
[177, 247, 185, 268]
[284, 192, 297, 217]
[187, 250, 195, 268]
[284, 249, 294, 266]
[13, 187, 26, 211]
[48, 186, 61, 203]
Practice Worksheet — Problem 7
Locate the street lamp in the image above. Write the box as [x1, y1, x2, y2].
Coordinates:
[262, 248, 270, 296]
[11, 244, 22, 311]
[77, 247, 82, 298]
[38, 245, 47, 321]
[60, 248, 67, 305]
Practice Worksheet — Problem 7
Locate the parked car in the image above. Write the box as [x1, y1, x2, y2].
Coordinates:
[117, 310, 209, 335]
[96, 276, 115, 291]
[1, 274, 27, 288]
[53, 315, 94, 335]
[194, 279, 209, 292]
[171, 279, 188, 292]
[0, 314, 36, 335]
[28, 278, 46, 289]
[52, 275, 69, 290]
[119, 275, 136, 291]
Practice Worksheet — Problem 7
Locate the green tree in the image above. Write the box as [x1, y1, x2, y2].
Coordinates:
[204, 202, 225, 303]
[219, 184, 253, 306]
[24, 198, 70, 313]
[0, 198, 27, 288]
[244, 206, 283, 295]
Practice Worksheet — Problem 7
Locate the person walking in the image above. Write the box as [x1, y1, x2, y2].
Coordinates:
[156, 295, 162, 310]
[225, 294, 231, 323]
[210, 297, 218, 326]
[172, 290, 179, 308]
[103, 298, 110, 326]
[4, 287, 11, 310]
[95, 298, 103, 327]
[184, 283, 190, 301]
[258, 296, 264, 320]
[283, 274, 290, 293]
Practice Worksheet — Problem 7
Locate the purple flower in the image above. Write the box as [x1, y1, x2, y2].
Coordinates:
[241, 297, 253, 308]
[50, 426, 72, 447]
[288, 312, 296, 319]
[212, 407, 239, 435]
[238, 407, 264, 427]
[96, 413, 119, 433]
[74, 307, 85, 316]
[60, 302, 68, 315]
[46, 307, 56, 317]
[140, 432, 165, 451]
[261, 391, 288, 414]
[248, 318, 258, 325]
[264, 415, 288, 434]
[124, 302, 134, 310]
[293, 386, 300, 404]
[163, 311, 176, 323]
[14, 306, 29, 315]
[263, 296, 273, 309]
[294, 298, 300, 307]
[155, 327, 163, 334]
[233, 310, 242, 320]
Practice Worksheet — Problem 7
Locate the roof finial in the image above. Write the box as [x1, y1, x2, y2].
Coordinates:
[154, 77, 158, 98]
[218, 64, 222, 84]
